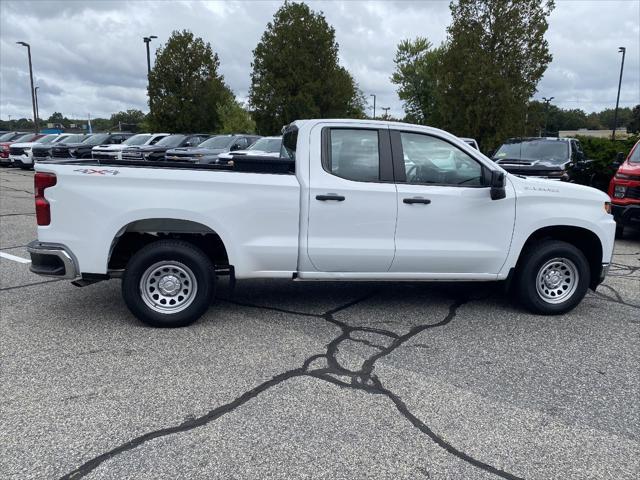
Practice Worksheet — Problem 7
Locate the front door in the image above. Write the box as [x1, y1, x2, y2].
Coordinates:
[390, 130, 516, 274]
[306, 126, 397, 272]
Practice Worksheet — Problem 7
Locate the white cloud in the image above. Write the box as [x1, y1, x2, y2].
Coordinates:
[1, 0, 638, 123]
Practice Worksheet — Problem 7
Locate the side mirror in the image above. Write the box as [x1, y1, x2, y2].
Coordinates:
[612, 151, 625, 169]
[230, 144, 241, 151]
[490, 170, 506, 200]
[184, 141, 193, 147]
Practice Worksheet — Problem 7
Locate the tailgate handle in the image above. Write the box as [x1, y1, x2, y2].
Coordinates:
[316, 194, 345, 202]
[403, 197, 431, 205]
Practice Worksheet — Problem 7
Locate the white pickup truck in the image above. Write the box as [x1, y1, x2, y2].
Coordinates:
[28, 119, 615, 327]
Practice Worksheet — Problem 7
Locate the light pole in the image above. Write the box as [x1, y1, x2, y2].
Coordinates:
[34, 86, 40, 124]
[16, 41, 39, 133]
[370, 94, 376, 119]
[612, 46, 626, 140]
[143, 36, 158, 78]
[542, 96, 554, 137]
[381, 107, 390, 119]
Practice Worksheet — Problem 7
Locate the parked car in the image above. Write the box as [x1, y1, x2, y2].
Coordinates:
[165, 134, 260, 163]
[32, 134, 91, 163]
[0, 131, 28, 142]
[51, 133, 132, 160]
[608, 140, 640, 236]
[492, 137, 589, 181]
[0, 133, 44, 165]
[217, 136, 282, 164]
[8, 134, 73, 169]
[27, 119, 615, 328]
[460, 137, 479, 150]
[121, 134, 211, 162]
[92, 133, 169, 160]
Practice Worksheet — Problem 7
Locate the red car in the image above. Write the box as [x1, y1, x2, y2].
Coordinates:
[0, 132, 44, 163]
[608, 139, 640, 236]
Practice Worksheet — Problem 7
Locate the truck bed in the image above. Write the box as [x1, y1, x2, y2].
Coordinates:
[39, 155, 295, 174]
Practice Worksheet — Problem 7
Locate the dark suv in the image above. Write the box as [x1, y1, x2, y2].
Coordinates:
[492, 137, 587, 180]
[165, 134, 260, 164]
[32, 134, 92, 162]
[121, 134, 210, 162]
[51, 133, 132, 159]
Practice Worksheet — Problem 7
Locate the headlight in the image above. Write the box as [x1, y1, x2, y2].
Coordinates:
[615, 173, 630, 179]
[614, 185, 626, 199]
[24, 147, 32, 152]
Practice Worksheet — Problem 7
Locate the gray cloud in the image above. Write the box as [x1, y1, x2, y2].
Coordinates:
[1, 0, 638, 123]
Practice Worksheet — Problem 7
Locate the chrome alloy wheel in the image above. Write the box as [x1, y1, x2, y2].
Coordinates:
[535, 257, 579, 304]
[140, 261, 198, 314]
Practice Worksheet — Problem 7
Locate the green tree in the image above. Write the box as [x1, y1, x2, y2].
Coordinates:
[219, 97, 256, 134]
[628, 105, 640, 134]
[47, 112, 66, 124]
[110, 109, 146, 130]
[148, 30, 230, 132]
[391, 37, 444, 125]
[598, 107, 632, 130]
[438, 0, 554, 149]
[249, 2, 365, 134]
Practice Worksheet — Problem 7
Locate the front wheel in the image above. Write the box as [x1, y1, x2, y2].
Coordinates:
[515, 240, 590, 315]
[122, 240, 215, 327]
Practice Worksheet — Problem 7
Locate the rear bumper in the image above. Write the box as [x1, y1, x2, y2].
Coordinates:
[612, 203, 640, 225]
[27, 241, 79, 280]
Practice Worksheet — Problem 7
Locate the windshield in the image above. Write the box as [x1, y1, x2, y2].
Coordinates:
[35, 135, 59, 144]
[0, 133, 17, 141]
[82, 133, 109, 145]
[199, 136, 234, 149]
[156, 134, 187, 147]
[629, 143, 640, 164]
[249, 137, 281, 153]
[123, 134, 151, 146]
[61, 134, 87, 144]
[13, 133, 37, 142]
[494, 140, 569, 163]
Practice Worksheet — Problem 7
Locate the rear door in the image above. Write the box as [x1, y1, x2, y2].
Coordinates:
[306, 125, 397, 272]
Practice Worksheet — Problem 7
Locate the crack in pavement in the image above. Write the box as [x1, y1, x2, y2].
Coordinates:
[0, 212, 35, 217]
[591, 283, 640, 314]
[0, 278, 64, 291]
[59, 292, 523, 480]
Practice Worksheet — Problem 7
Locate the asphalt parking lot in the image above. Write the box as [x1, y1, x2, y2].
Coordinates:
[1, 167, 638, 480]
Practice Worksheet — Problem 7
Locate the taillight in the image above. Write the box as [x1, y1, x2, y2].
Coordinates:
[34, 172, 57, 226]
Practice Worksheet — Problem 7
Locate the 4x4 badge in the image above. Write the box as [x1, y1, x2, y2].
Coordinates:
[73, 168, 120, 176]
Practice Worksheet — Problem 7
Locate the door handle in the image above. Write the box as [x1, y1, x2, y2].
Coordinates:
[316, 194, 345, 201]
[403, 197, 431, 204]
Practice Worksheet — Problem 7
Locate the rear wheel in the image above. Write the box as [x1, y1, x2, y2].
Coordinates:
[122, 240, 215, 327]
[516, 240, 590, 315]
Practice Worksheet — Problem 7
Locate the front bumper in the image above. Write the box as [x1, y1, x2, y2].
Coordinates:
[9, 154, 32, 167]
[611, 203, 640, 225]
[27, 241, 79, 279]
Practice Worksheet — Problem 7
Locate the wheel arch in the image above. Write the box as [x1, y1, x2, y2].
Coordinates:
[515, 225, 603, 290]
[107, 218, 230, 272]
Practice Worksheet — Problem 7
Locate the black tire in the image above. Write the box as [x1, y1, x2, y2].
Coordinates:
[19, 164, 32, 170]
[515, 240, 590, 315]
[122, 240, 215, 327]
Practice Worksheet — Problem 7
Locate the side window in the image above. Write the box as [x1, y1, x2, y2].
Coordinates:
[400, 132, 484, 186]
[327, 129, 379, 182]
[149, 135, 164, 145]
[235, 138, 249, 149]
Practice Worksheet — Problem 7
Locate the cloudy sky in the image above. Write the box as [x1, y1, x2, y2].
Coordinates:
[1, 0, 638, 122]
